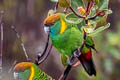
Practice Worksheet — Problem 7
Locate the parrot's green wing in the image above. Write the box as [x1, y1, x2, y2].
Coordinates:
[32, 63, 54, 80]
[50, 22, 83, 56]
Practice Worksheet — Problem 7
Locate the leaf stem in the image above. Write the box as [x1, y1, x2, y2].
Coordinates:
[88, 11, 105, 20]
[69, 7, 86, 19]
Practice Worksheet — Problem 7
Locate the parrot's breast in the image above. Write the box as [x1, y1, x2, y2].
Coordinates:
[50, 26, 83, 56]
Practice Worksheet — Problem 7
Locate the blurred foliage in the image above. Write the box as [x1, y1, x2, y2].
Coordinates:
[60, 54, 68, 67]
[76, 21, 120, 80]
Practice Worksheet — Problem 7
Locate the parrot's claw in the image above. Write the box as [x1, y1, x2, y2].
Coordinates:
[59, 57, 76, 80]
[73, 50, 81, 57]
[63, 64, 72, 80]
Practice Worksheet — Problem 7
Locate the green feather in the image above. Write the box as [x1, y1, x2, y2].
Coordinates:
[18, 69, 30, 80]
[81, 45, 90, 54]
[85, 36, 94, 47]
[50, 17, 83, 56]
[32, 64, 53, 80]
[81, 36, 94, 54]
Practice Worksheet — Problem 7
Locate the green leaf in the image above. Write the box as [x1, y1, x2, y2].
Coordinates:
[71, 0, 85, 15]
[60, 54, 68, 67]
[87, 9, 112, 21]
[65, 13, 83, 24]
[87, 0, 112, 19]
[105, 9, 112, 14]
[96, 0, 109, 10]
[86, 9, 112, 28]
[96, 9, 112, 21]
[81, 20, 96, 33]
[87, 7, 96, 19]
[88, 23, 110, 37]
[100, 0, 109, 10]
[47, 9, 55, 17]
[92, 9, 111, 28]
[50, 0, 58, 2]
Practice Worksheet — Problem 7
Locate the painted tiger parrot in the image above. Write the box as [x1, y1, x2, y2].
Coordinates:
[44, 13, 83, 56]
[44, 13, 96, 79]
[13, 62, 54, 80]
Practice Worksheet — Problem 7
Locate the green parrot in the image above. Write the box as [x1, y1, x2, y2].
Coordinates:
[13, 62, 54, 80]
[44, 13, 96, 79]
[44, 13, 83, 56]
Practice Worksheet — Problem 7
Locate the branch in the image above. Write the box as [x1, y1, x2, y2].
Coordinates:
[11, 26, 29, 61]
[8, 60, 17, 73]
[69, 7, 86, 19]
[88, 11, 105, 20]
[0, 10, 4, 80]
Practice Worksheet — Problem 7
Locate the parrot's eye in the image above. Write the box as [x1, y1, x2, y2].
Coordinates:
[50, 23, 55, 26]
[44, 23, 55, 27]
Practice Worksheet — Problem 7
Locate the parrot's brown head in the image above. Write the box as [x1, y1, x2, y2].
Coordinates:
[44, 13, 67, 34]
[44, 13, 60, 26]
[14, 62, 33, 73]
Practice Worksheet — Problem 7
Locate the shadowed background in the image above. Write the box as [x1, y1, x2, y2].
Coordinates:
[0, 0, 120, 80]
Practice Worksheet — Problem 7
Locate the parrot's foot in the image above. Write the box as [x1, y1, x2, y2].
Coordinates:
[73, 49, 81, 57]
[59, 56, 76, 80]
[73, 61, 81, 67]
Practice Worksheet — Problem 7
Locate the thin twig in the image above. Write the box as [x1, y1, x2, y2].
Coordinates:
[0, 10, 4, 80]
[69, 7, 86, 19]
[36, 44, 53, 65]
[8, 60, 17, 73]
[11, 26, 29, 60]
[37, 34, 50, 60]
[88, 11, 105, 20]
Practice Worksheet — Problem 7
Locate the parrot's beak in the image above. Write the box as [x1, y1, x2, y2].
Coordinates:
[13, 72, 19, 79]
[44, 26, 50, 34]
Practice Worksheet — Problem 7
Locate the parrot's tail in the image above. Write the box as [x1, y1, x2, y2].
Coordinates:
[78, 57, 96, 76]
